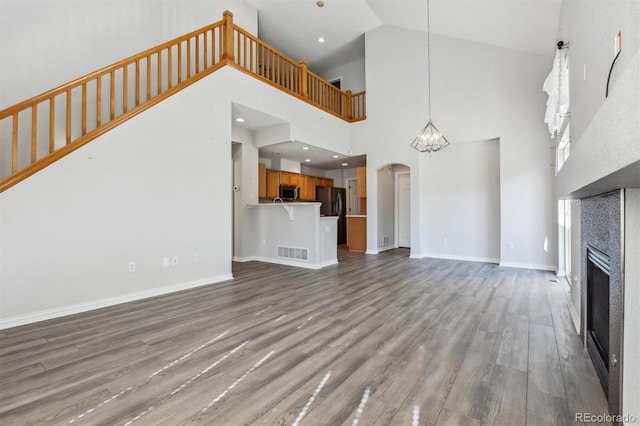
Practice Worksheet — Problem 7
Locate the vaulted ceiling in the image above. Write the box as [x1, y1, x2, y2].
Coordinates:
[246, 0, 562, 73]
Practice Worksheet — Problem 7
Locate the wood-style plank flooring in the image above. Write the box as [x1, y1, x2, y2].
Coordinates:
[0, 249, 610, 425]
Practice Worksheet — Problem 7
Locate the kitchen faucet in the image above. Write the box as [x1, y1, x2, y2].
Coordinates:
[272, 197, 284, 203]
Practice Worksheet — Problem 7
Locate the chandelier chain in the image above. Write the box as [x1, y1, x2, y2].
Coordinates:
[427, 0, 432, 119]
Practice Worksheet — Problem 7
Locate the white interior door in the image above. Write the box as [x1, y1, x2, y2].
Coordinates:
[397, 173, 411, 248]
[346, 178, 359, 215]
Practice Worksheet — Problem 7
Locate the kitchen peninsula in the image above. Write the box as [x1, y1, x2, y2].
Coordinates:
[244, 202, 338, 269]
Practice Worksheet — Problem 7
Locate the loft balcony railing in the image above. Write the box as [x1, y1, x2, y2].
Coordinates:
[0, 11, 366, 193]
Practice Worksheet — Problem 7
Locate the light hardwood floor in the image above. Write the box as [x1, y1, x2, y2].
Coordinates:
[0, 249, 609, 425]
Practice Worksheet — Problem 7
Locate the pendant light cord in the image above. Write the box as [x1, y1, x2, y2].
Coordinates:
[427, 0, 432, 119]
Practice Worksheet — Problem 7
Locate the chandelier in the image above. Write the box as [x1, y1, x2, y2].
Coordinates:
[410, 0, 450, 153]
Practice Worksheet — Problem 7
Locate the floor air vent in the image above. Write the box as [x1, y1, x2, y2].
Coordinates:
[277, 246, 309, 261]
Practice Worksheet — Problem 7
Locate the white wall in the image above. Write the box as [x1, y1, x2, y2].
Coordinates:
[325, 167, 357, 189]
[300, 165, 326, 177]
[319, 57, 366, 93]
[0, 65, 354, 327]
[421, 141, 501, 263]
[624, 189, 640, 423]
[356, 25, 556, 268]
[0, 0, 258, 109]
[0, 73, 234, 328]
[556, 0, 639, 145]
[231, 129, 259, 261]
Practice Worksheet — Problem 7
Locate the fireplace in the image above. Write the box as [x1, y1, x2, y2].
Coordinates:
[586, 246, 611, 396]
[581, 190, 623, 417]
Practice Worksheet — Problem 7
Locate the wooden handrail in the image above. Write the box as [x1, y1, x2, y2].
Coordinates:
[0, 10, 365, 193]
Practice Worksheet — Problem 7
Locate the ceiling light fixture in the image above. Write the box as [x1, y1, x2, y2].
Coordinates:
[301, 146, 310, 150]
[235, 117, 245, 123]
[305, 159, 312, 162]
[341, 163, 348, 166]
[410, 0, 450, 153]
[332, 155, 339, 158]
[316, 1, 325, 8]
[318, 37, 325, 43]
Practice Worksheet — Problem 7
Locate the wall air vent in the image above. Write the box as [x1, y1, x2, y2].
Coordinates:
[277, 246, 309, 261]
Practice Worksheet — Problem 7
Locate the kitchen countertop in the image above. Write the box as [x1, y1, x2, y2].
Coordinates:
[346, 215, 367, 218]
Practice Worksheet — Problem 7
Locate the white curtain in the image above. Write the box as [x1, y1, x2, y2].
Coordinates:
[543, 48, 570, 138]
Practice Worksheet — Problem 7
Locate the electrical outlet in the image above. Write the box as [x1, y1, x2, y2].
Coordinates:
[193, 254, 199, 263]
[163, 257, 169, 268]
[172, 256, 178, 266]
[128, 262, 136, 273]
[615, 32, 622, 54]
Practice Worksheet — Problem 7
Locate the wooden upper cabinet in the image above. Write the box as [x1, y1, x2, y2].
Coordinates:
[261, 168, 327, 200]
[316, 177, 333, 188]
[357, 167, 366, 198]
[305, 175, 316, 200]
[258, 163, 267, 198]
[266, 169, 280, 198]
[288, 173, 300, 186]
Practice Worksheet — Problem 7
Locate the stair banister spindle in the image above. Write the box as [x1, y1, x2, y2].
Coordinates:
[12, 114, 18, 173]
[109, 71, 115, 120]
[82, 82, 87, 135]
[66, 89, 72, 145]
[49, 97, 56, 154]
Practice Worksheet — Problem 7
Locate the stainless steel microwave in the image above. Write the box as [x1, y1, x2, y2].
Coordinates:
[279, 184, 299, 201]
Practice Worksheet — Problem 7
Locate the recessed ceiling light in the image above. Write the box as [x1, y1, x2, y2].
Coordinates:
[332, 155, 339, 158]
[305, 159, 312, 162]
[316, 0, 325, 7]
[235, 117, 245, 122]
[318, 37, 325, 43]
[342, 163, 348, 166]
[301, 146, 310, 150]
[271, 152, 280, 155]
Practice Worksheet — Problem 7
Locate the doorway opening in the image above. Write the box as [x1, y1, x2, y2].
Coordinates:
[328, 77, 342, 90]
[376, 163, 410, 253]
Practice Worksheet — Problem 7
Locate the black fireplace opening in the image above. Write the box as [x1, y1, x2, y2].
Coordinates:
[586, 246, 610, 397]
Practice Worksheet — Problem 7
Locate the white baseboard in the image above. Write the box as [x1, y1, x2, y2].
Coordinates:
[499, 261, 557, 271]
[377, 245, 395, 253]
[0, 274, 234, 331]
[567, 300, 581, 334]
[365, 249, 378, 255]
[233, 256, 256, 262]
[248, 256, 337, 270]
[422, 252, 500, 264]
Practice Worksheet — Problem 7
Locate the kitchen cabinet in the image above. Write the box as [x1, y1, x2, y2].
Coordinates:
[288, 173, 300, 186]
[316, 177, 333, 188]
[357, 167, 366, 198]
[303, 175, 316, 200]
[261, 168, 329, 200]
[266, 169, 280, 198]
[347, 216, 367, 252]
[258, 163, 266, 198]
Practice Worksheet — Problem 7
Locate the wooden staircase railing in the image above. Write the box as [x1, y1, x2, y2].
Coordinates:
[0, 11, 366, 193]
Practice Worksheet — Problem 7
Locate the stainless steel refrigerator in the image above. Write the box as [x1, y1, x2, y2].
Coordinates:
[316, 186, 347, 244]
